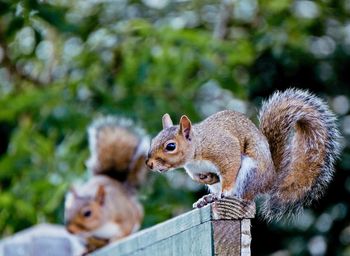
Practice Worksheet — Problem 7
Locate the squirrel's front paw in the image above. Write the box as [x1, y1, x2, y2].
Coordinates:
[193, 172, 220, 185]
[193, 194, 219, 208]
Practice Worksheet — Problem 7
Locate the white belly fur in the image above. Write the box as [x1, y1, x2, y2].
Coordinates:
[185, 156, 256, 198]
[184, 160, 220, 180]
[231, 155, 256, 197]
[90, 222, 123, 239]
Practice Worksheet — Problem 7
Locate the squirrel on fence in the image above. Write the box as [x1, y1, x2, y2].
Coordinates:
[64, 117, 149, 252]
[146, 89, 341, 221]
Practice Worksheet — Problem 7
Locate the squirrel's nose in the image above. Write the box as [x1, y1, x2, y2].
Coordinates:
[145, 159, 154, 170]
[66, 223, 75, 234]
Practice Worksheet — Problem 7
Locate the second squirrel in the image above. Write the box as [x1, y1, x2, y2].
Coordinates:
[65, 175, 143, 253]
[64, 116, 149, 252]
[146, 89, 341, 221]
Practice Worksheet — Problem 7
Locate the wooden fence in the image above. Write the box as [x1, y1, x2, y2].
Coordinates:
[92, 197, 256, 256]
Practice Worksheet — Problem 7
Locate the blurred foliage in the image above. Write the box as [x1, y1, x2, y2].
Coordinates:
[0, 0, 350, 255]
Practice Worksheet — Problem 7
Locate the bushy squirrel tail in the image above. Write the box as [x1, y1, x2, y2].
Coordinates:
[258, 89, 342, 221]
[86, 116, 149, 187]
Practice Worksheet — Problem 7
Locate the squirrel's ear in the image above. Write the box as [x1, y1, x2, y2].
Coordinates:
[95, 185, 105, 205]
[162, 113, 173, 129]
[69, 186, 78, 198]
[179, 115, 192, 140]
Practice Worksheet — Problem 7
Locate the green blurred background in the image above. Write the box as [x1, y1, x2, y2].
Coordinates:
[0, 0, 350, 255]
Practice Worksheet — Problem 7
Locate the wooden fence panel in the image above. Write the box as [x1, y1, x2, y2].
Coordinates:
[93, 197, 255, 256]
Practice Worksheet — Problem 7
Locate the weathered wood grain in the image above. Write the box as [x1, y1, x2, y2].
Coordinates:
[92, 197, 255, 256]
[211, 198, 256, 220]
[241, 219, 252, 256]
[93, 206, 212, 256]
[213, 220, 241, 256]
[112, 222, 213, 256]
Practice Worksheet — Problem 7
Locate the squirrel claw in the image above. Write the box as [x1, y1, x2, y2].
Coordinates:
[193, 194, 219, 208]
[220, 193, 227, 199]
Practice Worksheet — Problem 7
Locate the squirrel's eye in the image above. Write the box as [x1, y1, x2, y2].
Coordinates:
[82, 210, 92, 218]
[165, 142, 176, 151]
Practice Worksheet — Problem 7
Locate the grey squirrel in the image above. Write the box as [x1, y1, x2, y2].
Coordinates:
[64, 116, 149, 252]
[146, 89, 342, 221]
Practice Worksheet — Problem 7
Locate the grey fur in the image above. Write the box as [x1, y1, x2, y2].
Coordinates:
[86, 115, 149, 175]
[258, 89, 342, 221]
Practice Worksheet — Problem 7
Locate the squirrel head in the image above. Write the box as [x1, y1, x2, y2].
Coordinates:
[64, 185, 106, 235]
[146, 113, 195, 172]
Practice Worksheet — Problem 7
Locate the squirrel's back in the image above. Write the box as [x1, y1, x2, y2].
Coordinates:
[195, 110, 269, 154]
[259, 89, 342, 221]
[86, 116, 149, 186]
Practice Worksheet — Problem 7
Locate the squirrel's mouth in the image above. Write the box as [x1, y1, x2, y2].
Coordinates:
[157, 165, 176, 173]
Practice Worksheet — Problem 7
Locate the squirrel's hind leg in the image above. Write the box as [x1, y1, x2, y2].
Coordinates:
[193, 137, 241, 208]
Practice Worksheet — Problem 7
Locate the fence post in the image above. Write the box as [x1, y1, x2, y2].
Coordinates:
[92, 197, 256, 256]
[211, 198, 256, 256]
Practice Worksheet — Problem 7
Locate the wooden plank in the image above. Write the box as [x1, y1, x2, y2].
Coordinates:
[212, 198, 254, 256]
[92, 197, 255, 256]
[213, 220, 241, 256]
[93, 205, 212, 256]
[211, 198, 256, 220]
[241, 219, 252, 256]
[122, 222, 213, 256]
